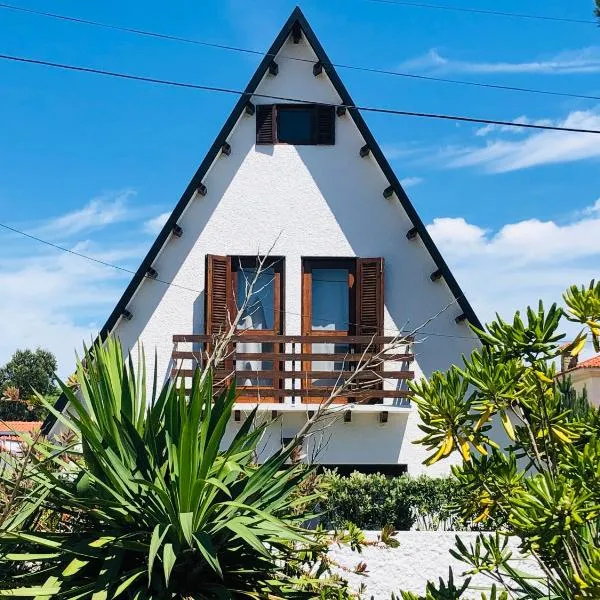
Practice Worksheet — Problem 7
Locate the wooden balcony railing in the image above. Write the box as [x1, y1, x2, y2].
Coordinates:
[171, 334, 414, 405]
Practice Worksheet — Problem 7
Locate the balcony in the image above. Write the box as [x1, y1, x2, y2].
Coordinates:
[171, 334, 414, 407]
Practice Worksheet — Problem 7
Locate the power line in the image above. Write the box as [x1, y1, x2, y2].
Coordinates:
[0, 3, 264, 58]
[2, 52, 600, 135]
[1, 221, 595, 346]
[0, 220, 478, 340]
[364, 0, 597, 24]
[0, 221, 202, 296]
[0, 2, 598, 102]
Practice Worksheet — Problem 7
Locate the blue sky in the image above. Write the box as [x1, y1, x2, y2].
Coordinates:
[0, 0, 599, 373]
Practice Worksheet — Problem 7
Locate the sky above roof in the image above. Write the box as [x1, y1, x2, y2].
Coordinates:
[0, 0, 599, 374]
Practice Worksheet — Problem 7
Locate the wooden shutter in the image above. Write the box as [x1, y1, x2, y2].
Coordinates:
[315, 105, 335, 145]
[256, 104, 276, 144]
[356, 258, 384, 337]
[205, 255, 232, 335]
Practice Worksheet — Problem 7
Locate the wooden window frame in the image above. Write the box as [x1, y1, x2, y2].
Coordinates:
[230, 256, 285, 402]
[301, 258, 357, 337]
[301, 258, 357, 403]
[230, 256, 285, 336]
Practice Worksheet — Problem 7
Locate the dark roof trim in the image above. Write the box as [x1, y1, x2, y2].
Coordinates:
[292, 8, 480, 331]
[43, 8, 305, 434]
[44, 6, 480, 433]
[98, 9, 306, 344]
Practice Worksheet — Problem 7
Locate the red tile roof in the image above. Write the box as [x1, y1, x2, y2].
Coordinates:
[0, 421, 42, 434]
[575, 354, 600, 369]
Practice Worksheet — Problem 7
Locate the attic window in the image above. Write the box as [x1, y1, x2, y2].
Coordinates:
[278, 106, 315, 144]
[256, 104, 335, 145]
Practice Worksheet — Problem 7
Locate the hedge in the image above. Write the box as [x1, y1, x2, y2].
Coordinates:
[320, 471, 464, 531]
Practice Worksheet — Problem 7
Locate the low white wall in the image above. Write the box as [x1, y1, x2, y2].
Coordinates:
[328, 531, 541, 598]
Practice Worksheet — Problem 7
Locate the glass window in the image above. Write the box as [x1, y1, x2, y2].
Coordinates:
[311, 268, 349, 331]
[236, 267, 275, 331]
[311, 342, 351, 386]
[277, 106, 315, 145]
[236, 341, 273, 387]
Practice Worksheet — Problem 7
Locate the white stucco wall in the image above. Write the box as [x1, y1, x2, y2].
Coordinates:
[571, 369, 600, 407]
[328, 531, 542, 598]
[108, 35, 478, 473]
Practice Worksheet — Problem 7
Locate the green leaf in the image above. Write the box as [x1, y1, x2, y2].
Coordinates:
[193, 532, 223, 578]
[162, 543, 177, 586]
[148, 524, 171, 582]
[62, 557, 89, 577]
[0, 589, 61, 598]
[225, 519, 269, 557]
[114, 570, 145, 598]
[179, 512, 194, 546]
[91, 552, 124, 600]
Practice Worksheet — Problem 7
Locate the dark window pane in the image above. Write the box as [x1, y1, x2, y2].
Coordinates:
[277, 107, 315, 144]
[311, 268, 349, 330]
[236, 342, 273, 387]
[236, 267, 275, 330]
[311, 342, 351, 386]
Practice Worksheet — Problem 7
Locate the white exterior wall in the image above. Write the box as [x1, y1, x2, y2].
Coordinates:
[571, 369, 600, 407]
[109, 37, 478, 474]
[328, 531, 541, 598]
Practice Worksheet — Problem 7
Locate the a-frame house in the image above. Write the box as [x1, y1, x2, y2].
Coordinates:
[46, 7, 480, 475]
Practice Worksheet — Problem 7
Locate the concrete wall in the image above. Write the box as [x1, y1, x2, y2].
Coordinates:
[107, 35, 478, 473]
[329, 531, 542, 598]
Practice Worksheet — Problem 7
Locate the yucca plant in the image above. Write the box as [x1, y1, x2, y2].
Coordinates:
[0, 337, 340, 599]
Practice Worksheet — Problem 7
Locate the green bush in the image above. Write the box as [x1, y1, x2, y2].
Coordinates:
[321, 471, 464, 530]
[0, 399, 33, 421]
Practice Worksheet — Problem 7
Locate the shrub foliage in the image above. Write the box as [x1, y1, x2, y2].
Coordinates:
[322, 471, 463, 531]
[0, 348, 57, 400]
[407, 280, 600, 599]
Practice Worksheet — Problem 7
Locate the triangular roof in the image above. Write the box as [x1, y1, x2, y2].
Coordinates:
[102, 6, 480, 339]
[44, 6, 480, 433]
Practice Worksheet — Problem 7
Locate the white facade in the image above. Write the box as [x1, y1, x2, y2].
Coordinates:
[53, 12, 480, 475]
[570, 367, 600, 407]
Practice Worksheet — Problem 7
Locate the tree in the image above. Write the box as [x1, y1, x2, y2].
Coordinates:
[406, 280, 600, 599]
[0, 348, 57, 399]
[596, 0, 600, 23]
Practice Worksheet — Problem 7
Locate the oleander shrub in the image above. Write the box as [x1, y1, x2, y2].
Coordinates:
[402, 280, 600, 598]
[321, 471, 464, 530]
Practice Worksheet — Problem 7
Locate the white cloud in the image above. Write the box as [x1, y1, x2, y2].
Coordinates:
[0, 240, 145, 376]
[144, 211, 170, 234]
[582, 198, 600, 215]
[401, 47, 600, 75]
[426, 218, 488, 259]
[32, 190, 136, 238]
[474, 117, 555, 137]
[427, 198, 600, 324]
[445, 108, 600, 173]
[0, 189, 153, 376]
[400, 177, 424, 188]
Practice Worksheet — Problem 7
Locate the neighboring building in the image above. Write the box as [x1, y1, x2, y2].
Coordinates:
[45, 7, 480, 475]
[0, 421, 41, 455]
[562, 354, 600, 407]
